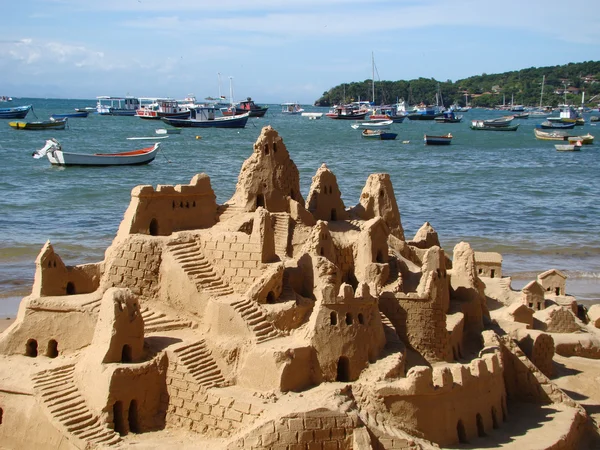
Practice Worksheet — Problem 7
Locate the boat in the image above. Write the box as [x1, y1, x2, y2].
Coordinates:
[0, 104, 32, 119]
[96, 96, 140, 116]
[590, 116, 599, 123]
[470, 121, 519, 131]
[407, 105, 444, 120]
[50, 111, 89, 119]
[537, 121, 576, 130]
[75, 106, 96, 113]
[546, 106, 584, 125]
[8, 117, 68, 130]
[361, 130, 397, 140]
[555, 141, 582, 152]
[513, 112, 529, 119]
[0, 96, 12, 102]
[369, 105, 406, 123]
[33, 138, 160, 166]
[301, 112, 323, 120]
[434, 111, 462, 123]
[161, 106, 250, 128]
[533, 129, 594, 144]
[222, 97, 268, 117]
[424, 133, 452, 145]
[281, 102, 305, 114]
[479, 116, 514, 127]
[326, 105, 368, 120]
[156, 128, 182, 135]
[127, 136, 169, 140]
[351, 119, 393, 130]
[135, 98, 190, 120]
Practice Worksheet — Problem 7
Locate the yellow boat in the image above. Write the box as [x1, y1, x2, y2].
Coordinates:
[533, 128, 594, 144]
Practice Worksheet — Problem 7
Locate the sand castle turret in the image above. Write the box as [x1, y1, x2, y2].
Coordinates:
[306, 163, 348, 221]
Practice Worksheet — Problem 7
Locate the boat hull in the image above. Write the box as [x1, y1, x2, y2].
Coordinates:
[361, 130, 397, 140]
[46, 144, 160, 166]
[407, 113, 443, 120]
[162, 113, 249, 128]
[326, 112, 368, 120]
[9, 118, 68, 130]
[424, 134, 452, 145]
[0, 105, 32, 119]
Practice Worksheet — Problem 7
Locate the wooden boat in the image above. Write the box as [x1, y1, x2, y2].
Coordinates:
[9, 117, 68, 130]
[0, 104, 32, 119]
[434, 111, 462, 123]
[222, 97, 268, 117]
[537, 121, 575, 130]
[546, 106, 583, 124]
[590, 116, 599, 123]
[534, 128, 594, 144]
[33, 138, 160, 166]
[75, 106, 96, 113]
[362, 130, 397, 140]
[351, 119, 393, 130]
[127, 136, 169, 140]
[470, 121, 519, 131]
[424, 133, 452, 145]
[479, 116, 514, 127]
[281, 102, 305, 114]
[162, 107, 249, 128]
[155, 128, 182, 135]
[513, 112, 529, 119]
[555, 141, 582, 152]
[325, 105, 368, 120]
[407, 106, 444, 120]
[50, 111, 89, 119]
[96, 96, 140, 116]
[369, 106, 406, 123]
[135, 98, 190, 120]
[567, 134, 594, 145]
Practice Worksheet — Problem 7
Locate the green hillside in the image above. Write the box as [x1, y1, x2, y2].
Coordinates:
[314, 61, 600, 108]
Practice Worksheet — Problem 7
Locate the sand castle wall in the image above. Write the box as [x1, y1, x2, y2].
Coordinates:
[373, 353, 506, 446]
[115, 173, 217, 239]
[227, 409, 360, 450]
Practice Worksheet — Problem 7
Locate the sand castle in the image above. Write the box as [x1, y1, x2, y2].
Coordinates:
[1, 126, 599, 449]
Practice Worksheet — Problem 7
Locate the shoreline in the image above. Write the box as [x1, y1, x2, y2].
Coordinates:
[0, 317, 15, 333]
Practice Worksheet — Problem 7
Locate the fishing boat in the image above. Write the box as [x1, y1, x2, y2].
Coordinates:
[361, 130, 397, 140]
[50, 111, 89, 119]
[281, 102, 305, 114]
[537, 121, 576, 130]
[32, 138, 161, 166]
[222, 97, 268, 117]
[162, 106, 250, 128]
[533, 129, 594, 144]
[590, 116, 599, 122]
[434, 111, 462, 123]
[513, 112, 529, 119]
[407, 105, 444, 120]
[8, 117, 68, 130]
[75, 106, 96, 113]
[479, 116, 514, 127]
[96, 96, 140, 116]
[424, 133, 452, 145]
[351, 119, 393, 130]
[555, 141, 582, 152]
[156, 128, 182, 135]
[0, 104, 32, 119]
[546, 106, 584, 125]
[135, 98, 190, 120]
[470, 120, 519, 131]
[325, 105, 368, 120]
[369, 105, 406, 123]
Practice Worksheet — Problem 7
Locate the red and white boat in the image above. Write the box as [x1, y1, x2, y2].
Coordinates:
[135, 98, 190, 120]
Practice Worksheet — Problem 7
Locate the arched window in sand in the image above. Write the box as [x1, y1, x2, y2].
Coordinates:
[113, 401, 126, 436]
[491, 269, 495, 278]
[256, 194, 265, 208]
[336, 356, 350, 382]
[358, 313, 364, 325]
[330, 208, 337, 221]
[264, 144, 269, 155]
[149, 218, 159, 236]
[121, 345, 132, 363]
[330, 312, 337, 326]
[266, 291, 276, 304]
[345, 312, 353, 325]
[376, 250, 384, 263]
[456, 419, 467, 444]
[290, 189, 295, 199]
[491, 406, 499, 429]
[0, 407, 3, 425]
[26, 339, 38, 357]
[47, 339, 59, 358]
[128, 400, 139, 433]
[66, 282, 76, 295]
[476, 413, 485, 437]
[320, 247, 325, 256]
[273, 143, 277, 153]
[501, 397, 507, 421]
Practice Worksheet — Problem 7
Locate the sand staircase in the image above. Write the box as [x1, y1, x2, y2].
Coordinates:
[229, 298, 280, 344]
[167, 240, 234, 297]
[217, 203, 246, 222]
[31, 364, 121, 449]
[140, 306, 194, 333]
[172, 340, 226, 388]
[271, 212, 290, 257]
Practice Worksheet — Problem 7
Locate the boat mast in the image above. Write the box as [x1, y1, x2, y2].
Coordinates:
[539, 75, 545, 109]
[371, 51, 375, 104]
[218, 73, 223, 99]
[229, 76, 234, 106]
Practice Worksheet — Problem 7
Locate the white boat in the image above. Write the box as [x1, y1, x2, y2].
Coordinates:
[281, 102, 305, 114]
[351, 119, 393, 130]
[33, 138, 161, 166]
[555, 141, 582, 151]
[96, 96, 140, 116]
[156, 128, 182, 135]
[301, 112, 323, 120]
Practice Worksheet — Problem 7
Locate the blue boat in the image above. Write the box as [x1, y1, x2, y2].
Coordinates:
[0, 105, 32, 119]
[50, 111, 89, 119]
[536, 121, 576, 130]
[162, 107, 249, 128]
[362, 129, 397, 140]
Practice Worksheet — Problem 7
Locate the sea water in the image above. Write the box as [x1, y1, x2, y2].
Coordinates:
[1, 98, 599, 317]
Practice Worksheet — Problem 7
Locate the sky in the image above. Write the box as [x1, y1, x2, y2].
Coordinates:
[1, 0, 599, 104]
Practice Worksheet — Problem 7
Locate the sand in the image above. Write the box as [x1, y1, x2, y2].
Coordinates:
[0, 317, 14, 333]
